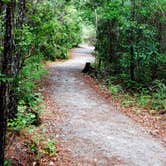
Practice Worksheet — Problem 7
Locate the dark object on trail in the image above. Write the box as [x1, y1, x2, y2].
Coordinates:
[82, 62, 93, 73]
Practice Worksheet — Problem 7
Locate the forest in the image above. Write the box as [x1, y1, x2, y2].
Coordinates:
[0, 0, 166, 165]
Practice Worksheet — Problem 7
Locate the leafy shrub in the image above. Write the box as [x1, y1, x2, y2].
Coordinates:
[28, 1, 81, 61]
[109, 84, 122, 97]
[44, 139, 57, 157]
[8, 105, 36, 131]
[151, 80, 166, 110]
[28, 129, 57, 158]
[136, 94, 151, 108]
[122, 96, 136, 107]
[94, 0, 165, 87]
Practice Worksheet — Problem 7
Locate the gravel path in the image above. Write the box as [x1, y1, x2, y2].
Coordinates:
[44, 45, 166, 166]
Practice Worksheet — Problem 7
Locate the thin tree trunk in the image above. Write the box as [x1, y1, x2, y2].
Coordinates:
[16, 0, 26, 71]
[130, 0, 135, 81]
[95, 9, 98, 32]
[130, 45, 135, 81]
[17, 0, 26, 28]
[0, 0, 15, 164]
[0, 2, 3, 12]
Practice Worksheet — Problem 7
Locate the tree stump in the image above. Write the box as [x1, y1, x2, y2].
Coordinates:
[82, 62, 92, 73]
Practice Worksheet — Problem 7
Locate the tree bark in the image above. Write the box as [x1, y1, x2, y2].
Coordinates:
[130, 0, 135, 81]
[17, 0, 26, 28]
[8, 0, 26, 119]
[0, 0, 16, 164]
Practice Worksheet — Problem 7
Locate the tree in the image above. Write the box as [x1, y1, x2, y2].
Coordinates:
[92, 0, 165, 84]
[0, 0, 16, 164]
[130, 0, 135, 81]
[8, 0, 26, 119]
[0, 1, 82, 164]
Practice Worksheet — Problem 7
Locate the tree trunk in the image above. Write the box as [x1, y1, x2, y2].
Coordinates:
[95, 9, 98, 32]
[17, 0, 26, 28]
[130, 0, 135, 81]
[0, 2, 5, 13]
[0, 0, 16, 164]
[8, 0, 26, 119]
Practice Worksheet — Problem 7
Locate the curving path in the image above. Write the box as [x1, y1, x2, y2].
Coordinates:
[43, 45, 166, 166]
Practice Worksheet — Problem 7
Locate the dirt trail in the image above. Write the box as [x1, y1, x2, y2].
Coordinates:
[42, 45, 166, 166]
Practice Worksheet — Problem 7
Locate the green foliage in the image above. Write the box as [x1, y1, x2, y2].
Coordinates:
[0, 2, 84, 163]
[122, 95, 136, 107]
[7, 55, 45, 131]
[28, 128, 57, 158]
[2, 0, 11, 3]
[8, 111, 35, 131]
[136, 94, 151, 108]
[108, 79, 166, 112]
[94, 0, 166, 84]
[18, 57, 45, 107]
[8, 98, 41, 131]
[151, 81, 166, 110]
[83, 0, 166, 112]
[0, 73, 14, 83]
[4, 160, 12, 166]
[27, 0, 81, 60]
[29, 143, 38, 154]
[108, 84, 122, 97]
[44, 139, 57, 156]
[4, 0, 83, 135]
[135, 80, 166, 111]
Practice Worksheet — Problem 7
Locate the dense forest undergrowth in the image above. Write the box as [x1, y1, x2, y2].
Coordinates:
[0, 0, 165, 165]
[92, 0, 166, 114]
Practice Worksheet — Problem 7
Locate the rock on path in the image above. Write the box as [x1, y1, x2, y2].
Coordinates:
[44, 45, 166, 166]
